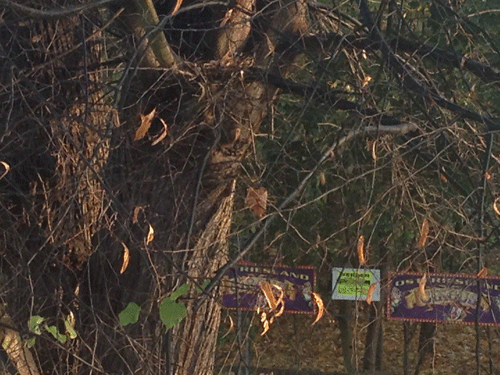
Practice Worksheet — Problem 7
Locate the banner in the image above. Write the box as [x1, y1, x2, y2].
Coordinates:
[220, 263, 316, 314]
[387, 272, 500, 325]
[331, 268, 380, 301]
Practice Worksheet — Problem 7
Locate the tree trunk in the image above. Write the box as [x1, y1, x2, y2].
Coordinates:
[338, 301, 355, 374]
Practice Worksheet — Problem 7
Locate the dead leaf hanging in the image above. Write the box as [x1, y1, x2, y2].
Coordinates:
[146, 224, 155, 245]
[417, 218, 429, 249]
[310, 292, 325, 325]
[0, 161, 10, 180]
[258, 281, 285, 335]
[318, 172, 326, 186]
[221, 314, 235, 339]
[260, 312, 270, 336]
[485, 167, 493, 180]
[417, 274, 428, 304]
[365, 283, 377, 305]
[132, 206, 144, 224]
[170, 0, 184, 15]
[119, 242, 130, 274]
[134, 108, 156, 141]
[245, 187, 268, 218]
[357, 235, 367, 266]
[259, 281, 284, 313]
[494, 196, 500, 217]
[151, 117, 168, 146]
[275, 298, 285, 319]
[272, 284, 285, 319]
[477, 267, 488, 278]
[361, 75, 372, 88]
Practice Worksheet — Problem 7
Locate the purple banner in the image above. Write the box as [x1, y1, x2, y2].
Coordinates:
[387, 272, 500, 325]
[220, 263, 316, 314]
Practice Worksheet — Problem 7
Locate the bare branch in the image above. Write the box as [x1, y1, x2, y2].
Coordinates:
[277, 32, 500, 84]
[245, 67, 402, 125]
[0, 0, 115, 19]
[354, 0, 500, 131]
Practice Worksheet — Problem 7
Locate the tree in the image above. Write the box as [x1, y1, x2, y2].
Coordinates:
[1, 0, 500, 374]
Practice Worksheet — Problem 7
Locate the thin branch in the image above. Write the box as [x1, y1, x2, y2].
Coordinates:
[293, 32, 500, 85]
[245, 67, 402, 125]
[0, 0, 116, 19]
[476, 132, 492, 375]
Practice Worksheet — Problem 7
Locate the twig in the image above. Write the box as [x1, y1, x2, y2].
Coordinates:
[475, 132, 493, 375]
[246, 67, 402, 125]
[0, 0, 116, 20]
[285, 32, 500, 85]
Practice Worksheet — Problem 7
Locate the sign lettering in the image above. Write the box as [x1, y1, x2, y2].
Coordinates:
[331, 268, 381, 301]
[221, 263, 316, 314]
[387, 272, 500, 325]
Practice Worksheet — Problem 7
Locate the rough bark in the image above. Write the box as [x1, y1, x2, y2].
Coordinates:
[338, 301, 355, 374]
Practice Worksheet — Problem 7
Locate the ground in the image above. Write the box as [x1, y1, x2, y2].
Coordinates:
[216, 304, 500, 374]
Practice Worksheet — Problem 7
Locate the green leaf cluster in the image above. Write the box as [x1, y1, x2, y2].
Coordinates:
[27, 315, 77, 348]
[119, 282, 203, 331]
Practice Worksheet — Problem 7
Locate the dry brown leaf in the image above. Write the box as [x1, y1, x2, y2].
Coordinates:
[170, 0, 184, 15]
[310, 292, 324, 325]
[132, 206, 143, 224]
[0, 161, 10, 180]
[245, 187, 268, 218]
[371, 140, 377, 161]
[440, 173, 448, 182]
[119, 242, 130, 274]
[485, 167, 493, 180]
[134, 108, 156, 141]
[275, 301, 285, 319]
[258, 282, 285, 334]
[259, 281, 277, 311]
[478, 267, 488, 278]
[361, 75, 372, 88]
[366, 283, 377, 305]
[221, 314, 235, 339]
[273, 284, 285, 318]
[146, 224, 155, 244]
[494, 196, 500, 217]
[151, 117, 168, 146]
[318, 172, 326, 186]
[230, 127, 241, 143]
[417, 218, 429, 249]
[260, 312, 270, 336]
[357, 235, 366, 265]
[417, 274, 428, 303]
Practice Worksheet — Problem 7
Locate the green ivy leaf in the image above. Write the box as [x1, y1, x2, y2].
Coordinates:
[26, 337, 36, 348]
[159, 298, 187, 330]
[27, 315, 44, 335]
[197, 280, 210, 293]
[45, 325, 67, 344]
[118, 302, 141, 326]
[169, 283, 189, 301]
